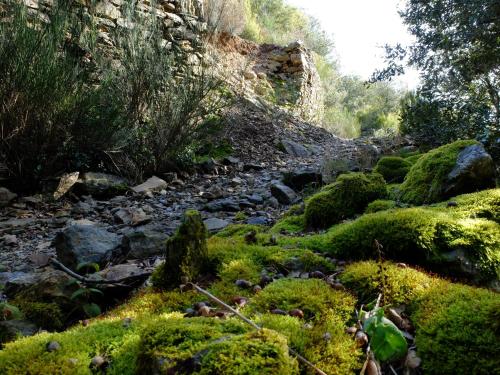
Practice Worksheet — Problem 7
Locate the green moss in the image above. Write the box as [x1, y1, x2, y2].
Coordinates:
[138, 317, 298, 374]
[0, 303, 23, 321]
[405, 153, 422, 165]
[365, 199, 396, 213]
[400, 139, 479, 204]
[152, 210, 209, 289]
[215, 224, 267, 238]
[286, 190, 500, 285]
[249, 279, 355, 321]
[374, 156, 411, 183]
[270, 214, 305, 234]
[340, 261, 500, 374]
[234, 211, 248, 221]
[305, 172, 387, 229]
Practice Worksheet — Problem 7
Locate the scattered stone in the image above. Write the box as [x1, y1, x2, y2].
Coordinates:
[283, 168, 322, 191]
[252, 285, 262, 293]
[90, 355, 107, 369]
[53, 220, 122, 270]
[243, 71, 257, 80]
[235, 279, 252, 289]
[89, 263, 150, 284]
[53, 172, 79, 200]
[405, 350, 422, 369]
[279, 139, 311, 157]
[198, 305, 211, 317]
[243, 163, 264, 171]
[222, 156, 240, 165]
[309, 270, 325, 279]
[0, 187, 17, 209]
[2, 234, 18, 246]
[288, 309, 304, 319]
[47, 341, 61, 352]
[345, 326, 357, 335]
[113, 207, 151, 226]
[203, 217, 230, 232]
[355, 331, 369, 347]
[122, 317, 132, 328]
[270, 308, 287, 315]
[205, 198, 240, 212]
[270, 182, 297, 205]
[246, 216, 267, 225]
[132, 176, 168, 194]
[244, 230, 257, 244]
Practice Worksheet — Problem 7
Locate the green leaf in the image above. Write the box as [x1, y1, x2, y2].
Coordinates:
[83, 303, 101, 318]
[88, 288, 104, 296]
[364, 308, 408, 362]
[70, 288, 89, 300]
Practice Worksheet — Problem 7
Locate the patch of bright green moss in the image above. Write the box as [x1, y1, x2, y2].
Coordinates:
[340, 261, 500, 374]
[374, 156, 411, 183]
[249, 279, 355, 321]
[270, 214, 305, 234]
[215, 224, 267, 238]
[11, 299, 64, 331]
[400, 139, 479, 204]
[305, 172, 387, 229]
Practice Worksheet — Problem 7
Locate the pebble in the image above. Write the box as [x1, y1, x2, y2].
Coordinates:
[46, 341, 61, 352]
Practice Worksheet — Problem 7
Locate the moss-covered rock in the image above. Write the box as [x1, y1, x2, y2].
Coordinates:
[305, 172, 387, 229]
[287, 190, 500, 286]
[151, 210, 208, 289]
[365, 199, 397, 213]
[400, 140, 496, 204]
[340, 261, 500, 375]
[374, 156, 412, 183]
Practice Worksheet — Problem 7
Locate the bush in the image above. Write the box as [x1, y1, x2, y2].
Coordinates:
[0, 3, 115, 187]
[304, 172, 387, 229]
[400, 139, 480, 204]
[374, 156, 411, 183]
[340, 261, 500, 375]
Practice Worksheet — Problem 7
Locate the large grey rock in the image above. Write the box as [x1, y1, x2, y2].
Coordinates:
[0, 187, 16, 207]
[283, 168, 322, 191]
[75, 172, 129, 198]
[270, 182, 297, 205]
[280, 139, 311, 157]
[53, 220, 122, 270]
[89, 263, 151, 284]
[122, 229, 168, 259]
[203, 217, 230, 232]
[445, 144, 496, 196]
[132, 176, 168, 194]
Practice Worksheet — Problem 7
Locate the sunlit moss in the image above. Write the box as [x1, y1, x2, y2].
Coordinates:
[374, 156, 411, 183]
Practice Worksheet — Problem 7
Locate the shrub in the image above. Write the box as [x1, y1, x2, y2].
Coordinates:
[374, 156, 411, 183]
[151, 210, 209, 289]
[0, 3, 116, 187]
[304, 172, 387, 229]
[340, 261, 500, 375]
[365, 199, 396, 213]
[400, 139, 479, 204]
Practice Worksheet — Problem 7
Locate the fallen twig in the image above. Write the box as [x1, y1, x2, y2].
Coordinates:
[50, 257, 151, 287]
[189, 282, 328, 375]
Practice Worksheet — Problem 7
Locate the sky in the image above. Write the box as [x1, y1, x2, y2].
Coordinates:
[286, 0, 420, 89]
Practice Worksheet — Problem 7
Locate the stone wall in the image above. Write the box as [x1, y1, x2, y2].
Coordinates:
[11, 0, 206, 55]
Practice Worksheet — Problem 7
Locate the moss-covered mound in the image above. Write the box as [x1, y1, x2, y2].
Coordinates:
[287, 189, 500, 286]
[374, 156, 411, 183]
[365, 199, 397, 213]
[340, 262, 500, 375]
[304, 172, 387, 229]
[399, 139, 494, 204]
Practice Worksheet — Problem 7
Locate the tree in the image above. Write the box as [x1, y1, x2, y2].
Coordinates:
[373, 0, 500, 145]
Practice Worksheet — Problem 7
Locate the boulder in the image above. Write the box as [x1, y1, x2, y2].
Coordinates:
[401, 140, 496, 204]
[203, 217, 230, 232]
[74, 172, 129, 198]
[132, 176, 168, 194]
[445, 143, 496, 197]
[279, 139, 311, 157]
[271, 182, 298, 205]
[283, 169, 322, 191]
[0, 187, 17, 207]
[247, 216, 268, 225]
[3, 268, 73, 300]
[53, 220, 122, 270]
[122, 229, 169, 259]
[89, 263, 151, 284]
